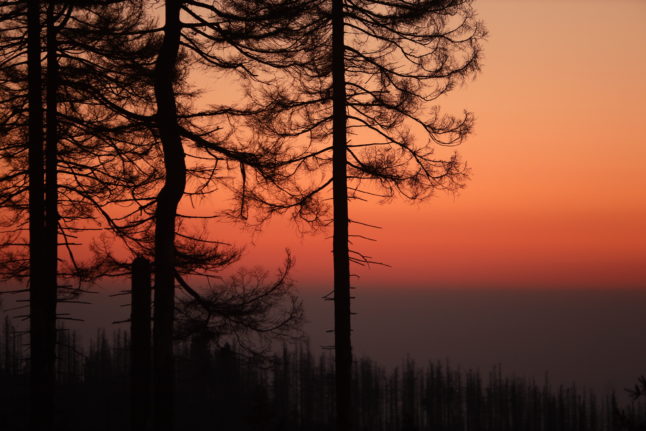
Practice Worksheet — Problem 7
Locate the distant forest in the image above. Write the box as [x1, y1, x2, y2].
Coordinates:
[0, 319, 645, 431]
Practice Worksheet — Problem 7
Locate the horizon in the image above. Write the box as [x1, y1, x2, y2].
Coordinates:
[4, 284, 644, 396]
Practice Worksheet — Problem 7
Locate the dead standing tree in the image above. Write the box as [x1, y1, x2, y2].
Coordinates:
[242, 1, 486, 429]
[0, 2, 160, 429]
[2, 2, 319, 428]
[150, 4, 184, 431]
[0, 2, 63, 427]
[130, 256, 152, 431]
[146, 1, 321, 429]
[26, 1, 49, 429]
[3, 3, 304, 429]
[0, 2, 58, 428]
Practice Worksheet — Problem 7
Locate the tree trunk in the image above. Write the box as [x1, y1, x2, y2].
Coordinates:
[27, 0, 51, 429]
[45, 0, 59, 316]
[331, 1, 352, 430]
[44, 0, 59, 408]
[131, 257, 152, 430]
[152, 1, 185, 430]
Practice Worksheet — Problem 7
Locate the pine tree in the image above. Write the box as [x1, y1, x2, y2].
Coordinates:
[244, 2, 485, 428]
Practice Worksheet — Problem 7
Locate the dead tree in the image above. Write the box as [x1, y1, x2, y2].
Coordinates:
[0, 2, 159, 428]
[240, 1, 486, 429]
[26, 1, 50, 429]
[143, 2, 325, 428]
[130, 257, 152, 430]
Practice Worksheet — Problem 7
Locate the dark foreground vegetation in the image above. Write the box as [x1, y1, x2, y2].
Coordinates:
[0, 319, 644, 431]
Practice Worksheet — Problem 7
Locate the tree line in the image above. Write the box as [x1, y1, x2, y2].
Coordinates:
[0, 319, 645, 431]
[0, 0, 488, 430]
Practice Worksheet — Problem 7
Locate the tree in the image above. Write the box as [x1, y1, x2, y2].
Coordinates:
[3, 1, 311, 430]
[149, 3, 184, 429]
[141, 2, 326, 428]
[174, 251, 303, 353]
[0, 1, 61, 427]
[130, 257, 152, 431]
[242, 1, 485, 429]
[1, 2, 159, 428]
[26, 1, 49, 429]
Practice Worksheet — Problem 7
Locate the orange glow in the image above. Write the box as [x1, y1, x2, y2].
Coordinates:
[203, 0, 646, 290]
[9, 1, 641, 291]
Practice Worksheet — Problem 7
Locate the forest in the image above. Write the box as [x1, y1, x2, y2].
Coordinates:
[0, 0, 643, 430]
[1, 318, 646, 431]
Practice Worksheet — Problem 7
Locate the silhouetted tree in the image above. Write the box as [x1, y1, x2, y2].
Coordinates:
[174, 251, 303, 351]
[23, 0, 52, 427]
[242, 1, 485, 429]
[0, 2, 159, 428]
[1, 2, 312, 430]
[149, 3, 184, 429]
[4, 4, 484, 431]
[0, 0, 162, 278]
[140, 2, 328, 428]
[130, 257, 152, 430]
[2, 1, 317, 427]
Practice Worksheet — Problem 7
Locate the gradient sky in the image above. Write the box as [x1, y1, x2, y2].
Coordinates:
[207, 0, 646, 290]
[4, 0, 643, 393]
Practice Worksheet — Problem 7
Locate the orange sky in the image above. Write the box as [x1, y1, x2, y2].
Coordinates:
[205, 0, 646, 290]
[19, 0, 641, 291]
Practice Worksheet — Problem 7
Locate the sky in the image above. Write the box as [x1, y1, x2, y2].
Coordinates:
[3, 0, 646, 393]
[205, 0, 646, 291]
[202, 0, 646, 390]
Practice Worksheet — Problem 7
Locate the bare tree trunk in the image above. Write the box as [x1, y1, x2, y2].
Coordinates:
[152, 1, 185, 430]
[131, 257, 152, 430]
[27, 0, 51, 429]
[43, 0, 59, 409]
[45, 3, 59, 302]
[331, 1, 352, 430]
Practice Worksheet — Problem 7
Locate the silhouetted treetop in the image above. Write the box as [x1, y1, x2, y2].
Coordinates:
[237, 0, 485, 203]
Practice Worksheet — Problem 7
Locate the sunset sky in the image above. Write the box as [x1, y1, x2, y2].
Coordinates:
[210, 0, 646, 291]
[2, 0, 644, 394]
[8, 0, 636, 395]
